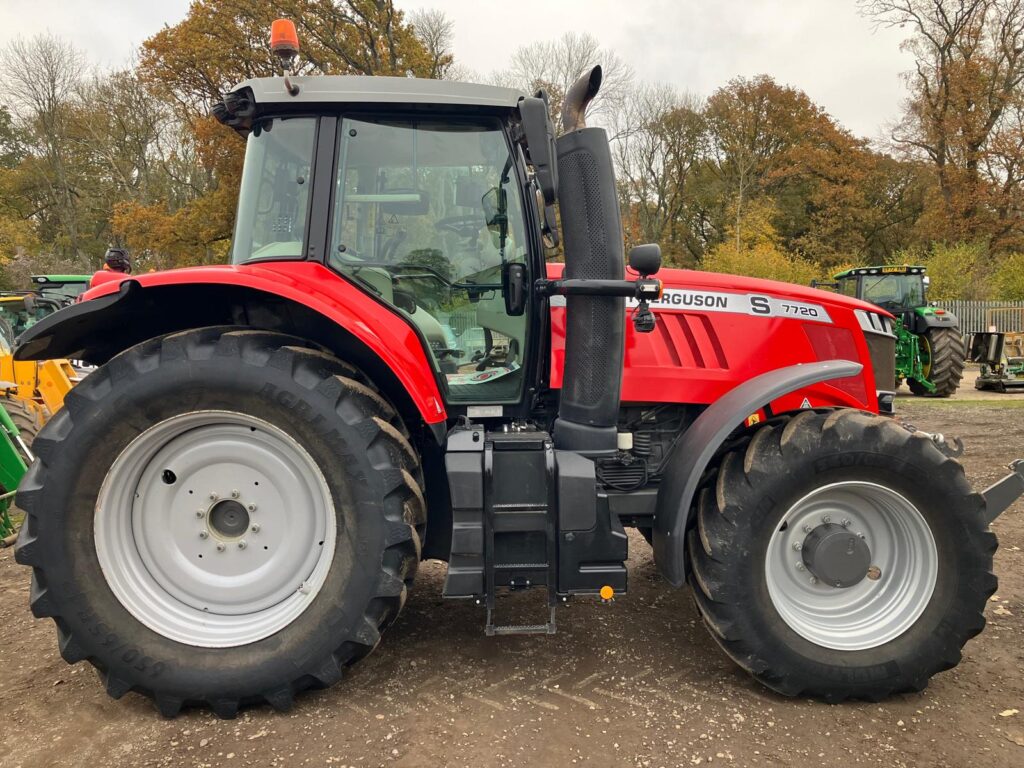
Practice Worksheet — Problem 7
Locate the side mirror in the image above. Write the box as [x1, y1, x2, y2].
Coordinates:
[923, 275, 931, 288]
[502, 262, 527, 316]
[519, 94, 558, 206]
[628, 244, 661, 277]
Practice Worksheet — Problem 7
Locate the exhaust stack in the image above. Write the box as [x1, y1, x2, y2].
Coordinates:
[552, 66, 626, 456]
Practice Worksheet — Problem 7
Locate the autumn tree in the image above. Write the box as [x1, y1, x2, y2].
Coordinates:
[862, 0, 1024, 246]
[613, 85, 705, 266]
[115, 0, 441, 266]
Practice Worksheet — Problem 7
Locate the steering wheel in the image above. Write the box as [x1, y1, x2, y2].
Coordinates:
[435, 215, 485, 239]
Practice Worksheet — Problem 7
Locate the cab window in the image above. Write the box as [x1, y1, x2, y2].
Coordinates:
[329, 117, 528, 404]
[231, 117, 316, 263]
[837, 277, 858, 298]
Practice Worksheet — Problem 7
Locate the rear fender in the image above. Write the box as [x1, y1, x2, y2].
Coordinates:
[15, 266, 448, 433]
[652, 360, 863, 586]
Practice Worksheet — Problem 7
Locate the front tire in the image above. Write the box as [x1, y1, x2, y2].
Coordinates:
[687, 409, 996, 701]
[15, 327, 425, 717]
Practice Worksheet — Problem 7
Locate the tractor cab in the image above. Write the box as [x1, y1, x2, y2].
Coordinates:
[834, 265, 928, 318]
[225, 90, 536, 402]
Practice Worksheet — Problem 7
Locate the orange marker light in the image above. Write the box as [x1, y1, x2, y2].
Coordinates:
[270, 19, 300, 57]
[599, 585, 615, 601]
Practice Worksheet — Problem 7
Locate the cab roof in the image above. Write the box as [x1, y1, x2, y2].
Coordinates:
[833, 265, 926, 279]
[230, 74, 526, 110]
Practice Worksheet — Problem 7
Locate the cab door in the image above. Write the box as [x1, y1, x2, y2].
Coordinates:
[327, 115, 532, 407]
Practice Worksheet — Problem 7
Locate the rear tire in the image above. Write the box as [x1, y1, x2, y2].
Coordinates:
[15, 327, 426, 717]
[687, 409, 996, 701]
[910, 328, 965, 397]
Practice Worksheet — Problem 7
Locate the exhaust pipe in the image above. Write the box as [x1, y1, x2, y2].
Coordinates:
[561, 66, 603, 132]
[552, 66, 626, 456]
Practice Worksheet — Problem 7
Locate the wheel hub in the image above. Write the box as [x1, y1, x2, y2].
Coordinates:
[764, 481, 938, 651]
[209, 499, 250, 539]
[801, 522, 872, 588]
[95, 411, 336, 648]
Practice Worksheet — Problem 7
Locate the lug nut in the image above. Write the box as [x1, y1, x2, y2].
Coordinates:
[237, 540, 247, 550]
[209, 492, 219, 501]
[198, 531, 208, 539]
[251, 524, 260, 533]
[247, 504, 257, 512]
[841, 518, 851, 528]
[803, 524, 813, 533]
[231, 489, 240, 499]
[216, 543, 226, 552]
[867, 565, 882, 581]
[792, 541, 803, 551]
[809, 576, 818, 585]
[822, 515, 831, 524]
[795, 562, 805, 571]
[196, 509, 205, 518]
[857, 532, 866, 539]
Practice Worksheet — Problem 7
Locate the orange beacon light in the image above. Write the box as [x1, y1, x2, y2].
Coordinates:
[270, 19, 300, 58]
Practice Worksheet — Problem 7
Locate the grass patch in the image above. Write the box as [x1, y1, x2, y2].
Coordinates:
[896, 397, 1024, 408]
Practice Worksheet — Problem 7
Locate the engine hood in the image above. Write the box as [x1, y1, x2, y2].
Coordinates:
[656, 267, 892, 318]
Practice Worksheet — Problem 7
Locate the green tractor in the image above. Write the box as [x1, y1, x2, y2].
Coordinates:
[832, 265, 965, 397]
[29, 274, 92, 307]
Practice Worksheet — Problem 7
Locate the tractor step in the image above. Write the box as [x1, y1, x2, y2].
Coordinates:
[485, 606, 557, 636]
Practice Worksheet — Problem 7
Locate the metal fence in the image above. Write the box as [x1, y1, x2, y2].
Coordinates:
[935, 300, 1024, 334]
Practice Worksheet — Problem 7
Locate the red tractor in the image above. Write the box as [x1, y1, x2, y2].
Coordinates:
[13, 24, 1024, 717]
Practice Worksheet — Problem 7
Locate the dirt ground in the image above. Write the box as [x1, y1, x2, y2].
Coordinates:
[1, 396, 1023, 768]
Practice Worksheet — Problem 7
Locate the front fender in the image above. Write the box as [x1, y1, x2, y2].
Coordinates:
[652, 359, 863, 586]
[15, 263, 448, 427]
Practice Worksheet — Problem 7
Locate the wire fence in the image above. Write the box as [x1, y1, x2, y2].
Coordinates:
[935, 300, 1024, 334]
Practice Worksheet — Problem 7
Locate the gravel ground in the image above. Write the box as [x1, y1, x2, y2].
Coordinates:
[0, 399, 1022, 768]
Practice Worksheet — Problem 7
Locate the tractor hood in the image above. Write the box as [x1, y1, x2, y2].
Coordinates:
[658, 267, 894, 318]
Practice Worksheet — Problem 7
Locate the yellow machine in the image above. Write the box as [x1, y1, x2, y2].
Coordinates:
[0, 334, 77, 437]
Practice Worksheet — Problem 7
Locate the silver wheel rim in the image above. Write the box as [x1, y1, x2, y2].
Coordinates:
[764, 481, 938, 651]
[95, 411, 336, 648]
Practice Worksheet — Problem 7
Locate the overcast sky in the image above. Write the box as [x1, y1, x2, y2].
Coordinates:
[0, 0, 915, 140]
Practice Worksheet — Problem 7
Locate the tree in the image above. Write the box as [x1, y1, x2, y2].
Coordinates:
[119, 0, 440, 267]
[701, 197, 821, 285]
[0, 34, 87, 258]
[408, 8, 455, 79]
[613, 85, 705, 265]
[862, 0, 1024, 246]
[494, 32, 633, 133]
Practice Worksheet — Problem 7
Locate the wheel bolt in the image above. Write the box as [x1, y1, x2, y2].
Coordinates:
[195, 509, 205, 518]
[247, 504, 257, 512]
[251, 524, 260, 533]
[841, 518, 851, 528]
[802, 524, 813, 533]
[795, 562, 805, 571]
[809, 576, 818, 585]
[198, 531, 208, 539]
[867, 565, 882, 581]
[822, 515, 831, 524]
[231, 489, 240, 499]
[237, 540, 247, 550]
[857, 532, 866, 539]
[209, 492, 219, 501]
[216, 543, 225, 552]
[792, 541, 802, 551]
